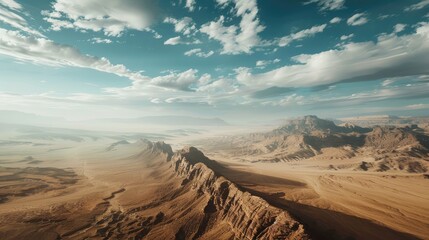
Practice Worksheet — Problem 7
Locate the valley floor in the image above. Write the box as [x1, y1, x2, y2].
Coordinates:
[207, 153, 429, 240]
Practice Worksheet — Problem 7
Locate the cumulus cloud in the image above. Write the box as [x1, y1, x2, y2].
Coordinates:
[150, 69, 204, 91]
[405, 0, 429, 11]
[236, 22, 429, 89]
[185, 0, 196, 11]
[304, 0, 345, 11]
[394, 23, 406, 33]
[200, 0, 265, 54]
[278, 24, 327, 47]
[0, 26, 212, 93]
[255, 58, 280, 68]
[164, 17, 196, 35]
[184, 48, 214, 58]
[330, 17, 342, 24]
[347, 13, 368, 26]
[0, 28, 147, 82]
[42, 0, 158, 36]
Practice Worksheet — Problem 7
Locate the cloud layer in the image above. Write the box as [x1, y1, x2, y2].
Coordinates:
[43, 0, 158, 36]
[238, 23, 429, 88]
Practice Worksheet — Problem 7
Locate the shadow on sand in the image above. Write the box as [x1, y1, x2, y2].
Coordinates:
[216, 165, 421, 240]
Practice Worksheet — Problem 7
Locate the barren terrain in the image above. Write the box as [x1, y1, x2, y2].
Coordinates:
[0, 117, 428, 239]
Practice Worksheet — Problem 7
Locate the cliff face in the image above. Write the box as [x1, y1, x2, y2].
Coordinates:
[171, 146, 310, 240]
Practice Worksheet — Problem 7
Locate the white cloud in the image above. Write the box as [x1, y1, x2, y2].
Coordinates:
[200, 0, 265, 54]
[164, 36, 201, 45]
[144, 28, 162, 39]
[393, 23, 406, 33]
[405, 103, 429, 110]
[215, 0, 229, 7]
[42, 0, 158, 37]
[255, 60, 265, 67]
[0, 28, 147, 82]
[278, 24, 327, 47]
[0, 4, 44, 36]
[197, 80, 239, 97]
[184, 48, 214, 58]
[340, 33, 354, 40]
[318, 83, 429, 106]
[381, 79, 395, 87]
[405, 0, 429, 11]
[164, 17, 196, 35]
[255, 58, 280, 68]
[347, 13, 368, 26]
[164, 36, 181, 45]
[329, 17, 342, 24]
[89, 37, 112, 44]
[0, 0, 21, 10]
[263, 94, 304, 106]
[185, 0, 196, 11]
[236, 22, 429, 89]
[150, 98, 162, 104]
[304, 0, 345, 11]
[378, 14, 395, 20]
[150, 69, 201, 91]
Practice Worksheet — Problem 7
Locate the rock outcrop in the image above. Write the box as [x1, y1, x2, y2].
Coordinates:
[171, 146, 310, 240]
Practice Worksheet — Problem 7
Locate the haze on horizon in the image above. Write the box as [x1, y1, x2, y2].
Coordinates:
[0, 0, 428, 125]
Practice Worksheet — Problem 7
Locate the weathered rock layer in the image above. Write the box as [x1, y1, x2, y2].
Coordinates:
[171, 146, 310, 240]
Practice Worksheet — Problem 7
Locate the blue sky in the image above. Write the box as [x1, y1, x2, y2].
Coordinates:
[0, 0, 429, 123]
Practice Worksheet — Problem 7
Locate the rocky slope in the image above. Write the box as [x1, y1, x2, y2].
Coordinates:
[38, 141, 310, 240]
[172, 146, 310, 240]
[199, 116, 429, 172]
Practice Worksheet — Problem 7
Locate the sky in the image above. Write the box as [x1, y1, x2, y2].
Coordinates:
[0, 0, 429, 124]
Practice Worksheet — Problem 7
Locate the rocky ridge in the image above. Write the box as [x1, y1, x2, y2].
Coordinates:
[171, 146, 310, 240]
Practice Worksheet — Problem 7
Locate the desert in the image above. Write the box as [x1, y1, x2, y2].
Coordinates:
[1, 0, 429, 239]
[0, 115, 428, 239]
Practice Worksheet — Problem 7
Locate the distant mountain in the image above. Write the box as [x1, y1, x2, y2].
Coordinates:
[99, 115, 230, 126]
[339, 115, 429, 127]
[202, 115, 429, 173]
[0, 110, 230, 130]
[274, 115, 371, 134]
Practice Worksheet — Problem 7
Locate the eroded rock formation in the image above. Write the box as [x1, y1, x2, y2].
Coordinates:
[171, 146, 310, 240]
